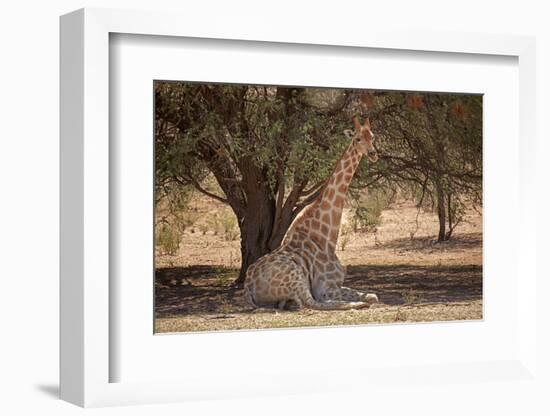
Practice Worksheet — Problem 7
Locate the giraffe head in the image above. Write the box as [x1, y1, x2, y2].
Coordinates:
[344, 117, 378, 162]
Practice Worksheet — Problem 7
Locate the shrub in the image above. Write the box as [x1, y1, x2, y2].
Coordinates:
[155, 224, 181, 256]
[218, 211, 240, 241]
[352, 189, 390, 232]
[155, 182, 195, 240]
[339, 223, 353, 251]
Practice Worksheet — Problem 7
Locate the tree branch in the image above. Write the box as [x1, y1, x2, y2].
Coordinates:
[173, 176, 228, 204]
[300, 180, 326, 196]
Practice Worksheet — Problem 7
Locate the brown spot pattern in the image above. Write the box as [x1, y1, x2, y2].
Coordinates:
[244, 139, 369, 309]
[319, 200, 330, 211]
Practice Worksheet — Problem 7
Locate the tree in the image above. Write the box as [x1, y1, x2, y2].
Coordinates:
[361, 92, 482, 241]
[155, 83, 355, 284]
[155, 83, 483, 286]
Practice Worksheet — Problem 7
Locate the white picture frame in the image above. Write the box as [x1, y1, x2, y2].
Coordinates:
[60, 7, 540, 408]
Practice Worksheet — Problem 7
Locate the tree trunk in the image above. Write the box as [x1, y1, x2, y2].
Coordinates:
[232, 162, 277, 287]
[234, 202, 274, 286]
[436, 180, 446, 242]
[446, 193, 453, 241]
[233, 185, 309, 286]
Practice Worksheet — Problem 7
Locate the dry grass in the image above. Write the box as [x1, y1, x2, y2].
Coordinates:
[155, 197, 482, 333]
[156, 301, 482, 333]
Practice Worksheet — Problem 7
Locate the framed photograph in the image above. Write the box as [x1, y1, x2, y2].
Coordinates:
[60, 8, 540, 409]
[152, 80, 484, 334]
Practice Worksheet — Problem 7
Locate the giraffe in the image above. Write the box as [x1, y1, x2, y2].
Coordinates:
[244, 116, 380, 310]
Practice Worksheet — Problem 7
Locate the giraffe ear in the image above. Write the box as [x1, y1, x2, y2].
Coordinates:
[364, 117, 371, 128]
[353, 116, 362, 131]
[343, 129, 355, 139]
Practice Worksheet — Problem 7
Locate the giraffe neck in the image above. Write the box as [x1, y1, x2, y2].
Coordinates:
[293, 142, 362, 252]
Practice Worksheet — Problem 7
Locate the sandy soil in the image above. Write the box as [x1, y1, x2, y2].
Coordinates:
[155, 198, 482, 333]
[156, 301, 482, 333]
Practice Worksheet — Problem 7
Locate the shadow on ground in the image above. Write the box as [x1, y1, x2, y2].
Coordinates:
[380, 232, 482, 252]
[346, 264, 482, 306]
[155, 263, 482, 319]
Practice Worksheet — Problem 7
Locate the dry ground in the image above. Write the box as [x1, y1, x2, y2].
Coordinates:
[155, 199, 482, 333]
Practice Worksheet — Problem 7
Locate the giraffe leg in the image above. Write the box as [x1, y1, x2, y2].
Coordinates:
[297, 283, 371, 310]
[340, 286, 379, 305]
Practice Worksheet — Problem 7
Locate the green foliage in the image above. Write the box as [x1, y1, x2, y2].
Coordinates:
[351, 190, 391, 232]
[155, 224, 181, 256]
[155, 82, 483, 258]
[339, 223, 353, 251]
[155, 181, 196, 255]
[194, 211, 240, 241]
[218, 212, 240, 241]
[359, 92, 482, 240]
[156, 181, 194, 228]
[155, 83, 352, 201]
